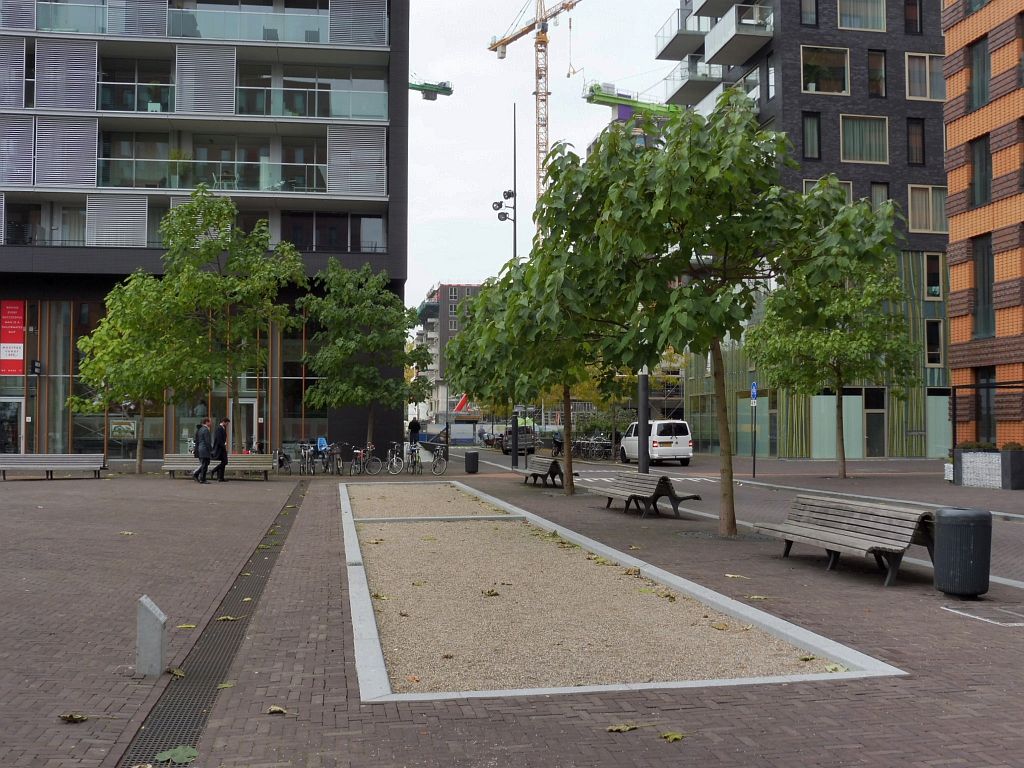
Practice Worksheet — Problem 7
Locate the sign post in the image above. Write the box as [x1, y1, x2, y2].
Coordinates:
[1, 301, 26, 376]
[750, 382, 758, 479]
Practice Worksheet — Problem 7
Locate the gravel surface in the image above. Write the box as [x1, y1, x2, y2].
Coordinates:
[353, 484, 835, 693]
[348, 482, 510, 518]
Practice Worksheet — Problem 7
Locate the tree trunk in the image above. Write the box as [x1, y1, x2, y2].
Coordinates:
[135, 402, 145, 475]
[835, 388, 847, 479]
[710, 338, 737, 536]
[562, 383, 575, 495]
[366, 404, 375, 448]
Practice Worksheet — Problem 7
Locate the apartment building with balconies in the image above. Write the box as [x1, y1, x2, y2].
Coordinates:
[942, 0, 1023, 448]
[414, 282, 480, 424]
[0, 0, 408, 459]
[657, 0, 953, 459]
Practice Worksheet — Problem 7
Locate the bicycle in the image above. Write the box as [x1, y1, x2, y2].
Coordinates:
[430, 447, 447, 476]
[273, 448, 292, 475]
[298, 442, 316, 475]
[407, 442, 423, 474]
[385, 441, 404, 475]
[350, 443, 382, 476]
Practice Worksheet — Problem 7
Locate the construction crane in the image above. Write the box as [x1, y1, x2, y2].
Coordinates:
[583, 81, 680, 118]
[409, 80, 454, 100]
[489, 1, 583, 198]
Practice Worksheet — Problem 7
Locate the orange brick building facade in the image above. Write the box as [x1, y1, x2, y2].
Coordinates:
[943, 0, 1024, 447]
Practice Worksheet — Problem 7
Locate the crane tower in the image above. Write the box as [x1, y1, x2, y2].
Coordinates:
[489, 1, 582, 198]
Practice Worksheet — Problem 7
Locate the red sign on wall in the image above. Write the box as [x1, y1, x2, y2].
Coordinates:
[0, 301, 26, 376]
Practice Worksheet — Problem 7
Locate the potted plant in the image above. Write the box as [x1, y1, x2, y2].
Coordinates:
[1001, 441, 1024, 490]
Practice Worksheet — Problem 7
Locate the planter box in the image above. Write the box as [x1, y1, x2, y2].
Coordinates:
[953, 449, 1024, 490]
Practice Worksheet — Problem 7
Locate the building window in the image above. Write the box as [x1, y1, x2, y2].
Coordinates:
[449, 318, 458, 331]
[904, 0, 922, 33]
[907, 118, 925, 165]
[868, 50, 886, 97]
[870, 182, 889, 209]
[838, 0, 885, 30]
[803, 178, 853, 202]
[976, 366, 996, 445]
[906, 54, 945, 100]
[801, 0, 817, 24]
[925, 320, 943, 366]
[974, 235, 994, 339]
[801, 46, 850, 94]
[925, 253, 942, 299]
[802, 112, 821, 159]
[968, 37, 990, 111]
[840, 115, 888, 163]
[448, 286, 459, 300]
[967, 0, 988, 14]
[970, 135, 991, 207]
[767, 53, 776, 100]
[448, 303, 457, 315]
[907, 185, 947, 233]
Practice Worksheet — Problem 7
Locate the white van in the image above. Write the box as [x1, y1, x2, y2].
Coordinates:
[620, 420, 693, 466]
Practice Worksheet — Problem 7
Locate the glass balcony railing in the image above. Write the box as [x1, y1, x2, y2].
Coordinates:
[98, 158, 328, 193]
[36, 1, 106, 33]
[98, 82, 175, 113]
[665, 57, 724, 90]
[656, 7, 715, 51]
[167, 8, 328, 43]
[236, 87, 388, 120]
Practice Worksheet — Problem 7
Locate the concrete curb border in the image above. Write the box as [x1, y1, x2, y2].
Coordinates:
[343, 481, 906, 704]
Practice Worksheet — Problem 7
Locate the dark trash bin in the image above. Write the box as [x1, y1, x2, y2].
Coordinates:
[464, 451, 479, 474]
[933, 507, 991, 598]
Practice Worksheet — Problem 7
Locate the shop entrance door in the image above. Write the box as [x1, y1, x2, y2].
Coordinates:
[229, 398, 258, 453]
[0, 398, 24, 454]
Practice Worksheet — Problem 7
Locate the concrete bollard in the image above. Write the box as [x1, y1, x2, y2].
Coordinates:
[136, 595, 167, 678]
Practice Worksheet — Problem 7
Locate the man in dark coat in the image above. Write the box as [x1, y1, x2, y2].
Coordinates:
[211, 417, 230, 482]
[193, 418, 212, 483]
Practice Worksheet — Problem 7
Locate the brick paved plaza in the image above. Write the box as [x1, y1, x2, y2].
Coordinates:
[2, 456, 1023, 767]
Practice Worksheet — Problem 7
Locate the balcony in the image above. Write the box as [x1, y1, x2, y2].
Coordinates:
[167, 7, 329, 44]
[655, 8, 713, 60]
[98, 158, 328, 193]
[664, 56, 723, 105]
[692, 0, 738, 18]
[36, 1, 105, 34]
[236, 87, 388, 120]
[704, 5, 773, 66]
[98, 83, 175, 113]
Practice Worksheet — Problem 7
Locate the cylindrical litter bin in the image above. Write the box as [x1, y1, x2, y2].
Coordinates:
[933, 507, 991, 597]
[464, 451, 479, 474]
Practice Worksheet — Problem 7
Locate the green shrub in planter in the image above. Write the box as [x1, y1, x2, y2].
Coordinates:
[1002, 442, 1024, 451]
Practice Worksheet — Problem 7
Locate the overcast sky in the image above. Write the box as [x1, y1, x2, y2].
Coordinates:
[405, 0, 678, 309]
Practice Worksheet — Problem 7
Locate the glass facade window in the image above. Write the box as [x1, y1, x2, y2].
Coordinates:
[767, 54, 776, 100]
[870, 182, 889, 209]
[801, 0, 817, 24]
[904, 0, 922, 33]
[908, 185, 947, 233]
[925, 253, 942, 299]
[801, 46, 850, 94]
[352, 215, 385, 252]
[838, 0, 885, 30]
[840, 115, 888, 163]
[98, 58, 174, 113]
[907, 118, 925, 165]
[802, 112, 821, 159]
[868, 51, 886, 97]
[976, 366, 996, 445]
[970, 135, 991, 207]
[968, 38, 990, 111]
[906, 54, 945, 100]
[803, 178, 853, 202]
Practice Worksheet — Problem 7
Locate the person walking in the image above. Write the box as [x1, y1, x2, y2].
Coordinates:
[193, 418, 212, 483]
[211, 417, 230, 482]
[408, 417, 421, 446]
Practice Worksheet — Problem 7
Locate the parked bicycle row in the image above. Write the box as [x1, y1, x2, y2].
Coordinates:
[274, 439, 447, 476]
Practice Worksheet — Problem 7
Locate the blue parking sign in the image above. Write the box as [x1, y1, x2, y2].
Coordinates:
[750, 381, 758, 401]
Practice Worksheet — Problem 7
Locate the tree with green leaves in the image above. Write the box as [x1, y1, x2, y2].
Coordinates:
[297, 261, 431, 446]
[69, 271, 208, 473]
[159, 186, 306, 437]
[745, 250, 918, 479]
[529, 89, 898, 534]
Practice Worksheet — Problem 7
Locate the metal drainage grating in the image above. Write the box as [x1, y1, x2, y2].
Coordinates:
[116, 480, 308, 767]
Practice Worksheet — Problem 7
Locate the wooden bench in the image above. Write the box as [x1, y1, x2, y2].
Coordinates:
[514, 455, 566, 488]
[576, 472, 701, 519]
[0, 454, 106, 480]
[755, 494, 935, 587]
[161, 453, 275, 480]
